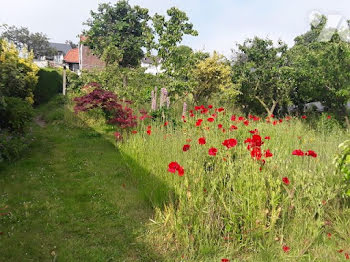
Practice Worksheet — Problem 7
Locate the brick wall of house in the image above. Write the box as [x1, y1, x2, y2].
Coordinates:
[80, 44, 105, 71]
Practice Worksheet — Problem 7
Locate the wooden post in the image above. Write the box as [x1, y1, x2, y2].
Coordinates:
[63, 65, 66, 96]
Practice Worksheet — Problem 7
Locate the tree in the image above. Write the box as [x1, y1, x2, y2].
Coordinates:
[288, 15, 350, 126]
[65, 40, 77, 49]
[164, 45, 209, 95]
[232, 37, 291, 116]
[0, 39, 39, 103]
[0, 24, 56, 58]
[83, 1, 152, 68]
[287, 39, 350, 125]
[191, 52, 234, 103]
[152, 7, 198, 75]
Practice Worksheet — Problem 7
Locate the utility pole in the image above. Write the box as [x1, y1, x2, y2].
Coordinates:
[63, 65, 66, 96]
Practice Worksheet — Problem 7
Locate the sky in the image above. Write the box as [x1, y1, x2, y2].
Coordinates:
[1, 0, 350, 57]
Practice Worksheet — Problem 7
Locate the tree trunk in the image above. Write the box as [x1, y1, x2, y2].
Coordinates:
[345, 116, 350, 130]
[255, 96, 277, 116]
[122, 74, 128, 89]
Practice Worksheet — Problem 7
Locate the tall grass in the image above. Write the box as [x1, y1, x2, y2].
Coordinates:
[70, 96, 350, 260]
[119, 109, 350, 261]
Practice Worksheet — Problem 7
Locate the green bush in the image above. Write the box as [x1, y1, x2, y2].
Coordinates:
[0, 39, 39, 104]
[335, 140, 350, 197]
[0, 129, 32, 162]
[34, 68, 63, 105]
[0, 97, 34, 133]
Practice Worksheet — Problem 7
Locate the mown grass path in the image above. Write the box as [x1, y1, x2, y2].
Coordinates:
[0, 104, 162, 261]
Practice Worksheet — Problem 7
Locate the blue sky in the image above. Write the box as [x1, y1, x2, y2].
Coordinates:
[1, 0, 350, 56]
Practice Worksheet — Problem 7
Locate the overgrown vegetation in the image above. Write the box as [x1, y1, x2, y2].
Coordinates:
[0, 39, 38, 162]
[34, 68, 62, 105]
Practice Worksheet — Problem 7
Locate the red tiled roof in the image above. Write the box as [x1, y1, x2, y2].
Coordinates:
[64, 48, 79, 63]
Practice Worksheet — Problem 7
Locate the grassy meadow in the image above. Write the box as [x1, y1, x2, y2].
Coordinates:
[1, 96, 350, 261]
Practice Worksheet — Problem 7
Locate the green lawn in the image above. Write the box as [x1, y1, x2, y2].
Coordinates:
[0, 99, 162, 261]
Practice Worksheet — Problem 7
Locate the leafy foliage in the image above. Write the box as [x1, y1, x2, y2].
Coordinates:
[0, 97, 34, 133]
[0, 39, 39, 104]
[83, 1, 152, 67]
[335, 140, 350, 197]
[0, 130, 32, 162]
[74, 85, 138, 129]
[287, 38, 350, 123]
[191, 52, 234, 103]
[152, 8, 198, 73]
[232, 37, 291, 116]
[34, 68, 63, 105]
[0, 24, 57, 58]
[69, 65, 167, 106]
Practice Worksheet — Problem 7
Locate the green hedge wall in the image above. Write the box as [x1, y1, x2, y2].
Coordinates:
[34, 68, 63, 105]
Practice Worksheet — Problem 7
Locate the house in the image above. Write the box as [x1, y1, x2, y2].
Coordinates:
[141, 57, 163, 75]
[78, 36, 105, 71]
[63, 48, 79, 72]
[49, 42, 72, 64]
[34, 42, 72, 68]
[78, 36, 162, 74]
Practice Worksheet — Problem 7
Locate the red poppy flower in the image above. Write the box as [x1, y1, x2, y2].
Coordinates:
[301, 115, 307, 119]
[279, 119, 283, 123]
[264, 149, 273, 158]
[327, 115, 331, 119]
[243, 120, 249, 126]
[196, 119, 203, 126]
[177, 166, 184, 176]
[132, 130, 138, 134]
[249, 129, 258, 134]
[186, 138, 192, 143]
[199, 108, 208, 114]
[216, 107, 225, 112]
[327, 233, 332, 239]
[306, 150, 317, 158]
[207, 117, 215, 122]
[282, 177, 290, 185]
[251, 147, 262, 160]
[238, 116, 245, 121]
[222, 138, 238, 149]
[231, 115, 236, 121]
[209, 147, 218, 156]
[147, 129, 151, 135]
[164, 122, 168, 126]
[168, 161, 185, 176]
[168, 162, 179, 173]
[230, 125, 238, 130]
[208, 105, 213, 109]
[218, 124, 223, 129]
[183, 144, 190, 152]
[273, 120, 278, 125]
[292, 149, 304, 156]
[251, 134, 263, 147]
[270, 114, 274, 118]
[285, 116, 291, 121]
[345, 253, 349, 260]
[338, 249, 344, 253]
[221, 259, 230, 262]
[190, 113, 194, 117]
[265, 136, 270, 140]
[198, 137, 206, 145]
[282, 245, 290, 253]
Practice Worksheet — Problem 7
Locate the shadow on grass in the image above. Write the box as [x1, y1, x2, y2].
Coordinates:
[0, 97, 175, 261]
